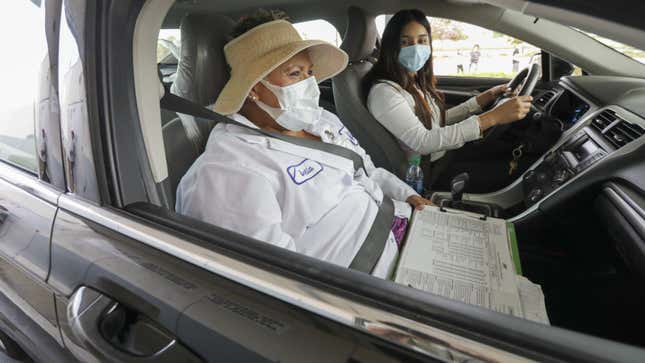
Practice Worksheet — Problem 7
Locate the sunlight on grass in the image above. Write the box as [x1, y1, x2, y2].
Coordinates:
[446, 72, 514, 78]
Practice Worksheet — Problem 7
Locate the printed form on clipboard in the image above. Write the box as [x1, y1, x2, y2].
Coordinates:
[395, 206, 549, 324]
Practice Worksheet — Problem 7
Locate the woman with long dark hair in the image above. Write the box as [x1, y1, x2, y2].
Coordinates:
[365, 9, 532, 186]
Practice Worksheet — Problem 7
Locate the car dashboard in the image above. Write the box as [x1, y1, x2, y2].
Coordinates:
[524, 76, 645, 208]
[513, 75, 645, 279]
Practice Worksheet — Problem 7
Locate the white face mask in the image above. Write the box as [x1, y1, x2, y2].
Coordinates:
[255, 76, 323, 131]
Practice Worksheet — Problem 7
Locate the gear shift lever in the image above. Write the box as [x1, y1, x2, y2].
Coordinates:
[450, 172, 469, 202]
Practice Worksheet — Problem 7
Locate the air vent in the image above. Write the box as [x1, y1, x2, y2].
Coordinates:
[534, 90, 557, 107]
[595, 110, 645, 149]
[591, 109, 618, 133]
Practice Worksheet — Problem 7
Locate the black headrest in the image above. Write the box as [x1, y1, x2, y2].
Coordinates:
[340, 7, 378, 63]
[171, 13, 235, 106]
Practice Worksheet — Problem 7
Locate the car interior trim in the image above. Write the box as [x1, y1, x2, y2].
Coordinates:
[604, 185, 645, 239]
[511, 104, 645, 221]
[560, 78, 599, 107]
[132, 0, 175, 183]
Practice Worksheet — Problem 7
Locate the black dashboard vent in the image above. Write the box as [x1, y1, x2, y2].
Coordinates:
[591, 109, 617, 133]
[596, 110, 645, 148]
[534, 90, 557, 107]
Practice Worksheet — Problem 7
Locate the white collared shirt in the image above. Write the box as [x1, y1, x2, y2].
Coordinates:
[175, 110, 417, 278]
[367, 80, 483, 162]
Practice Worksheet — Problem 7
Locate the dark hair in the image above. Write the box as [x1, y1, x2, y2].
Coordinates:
[364, 9, 445, 128]
[231, 9, 290, 38]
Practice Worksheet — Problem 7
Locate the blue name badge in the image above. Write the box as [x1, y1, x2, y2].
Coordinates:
[339, 126, 358, 145]
[287, 159, 324, 185]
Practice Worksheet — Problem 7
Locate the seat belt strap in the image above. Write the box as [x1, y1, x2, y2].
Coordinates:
[160, 93, 394, 273]
[348, 197, 394, 273]
[161, 93, 367, 174]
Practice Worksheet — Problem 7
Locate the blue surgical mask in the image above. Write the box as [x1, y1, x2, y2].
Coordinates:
[398, 44, 431, 72]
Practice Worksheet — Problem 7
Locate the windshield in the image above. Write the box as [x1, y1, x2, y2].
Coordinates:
[574, 29, 645, 65]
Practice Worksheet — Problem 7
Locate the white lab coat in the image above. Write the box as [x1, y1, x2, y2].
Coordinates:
[367, 80, 483, 162]
[176, 110, 418, 278]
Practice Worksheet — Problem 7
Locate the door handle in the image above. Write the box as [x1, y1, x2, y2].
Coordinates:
[67, 286, 201, 363]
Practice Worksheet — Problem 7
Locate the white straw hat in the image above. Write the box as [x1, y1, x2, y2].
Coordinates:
[214, 20, 348, 115]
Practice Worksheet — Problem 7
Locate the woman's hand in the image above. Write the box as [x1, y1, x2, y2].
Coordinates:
[476, 84, 509, 108]
[477, 95, 533, 132]
[406, 195, 434, 210]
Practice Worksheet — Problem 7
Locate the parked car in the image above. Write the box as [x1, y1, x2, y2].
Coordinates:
[1, 0, 645, 362]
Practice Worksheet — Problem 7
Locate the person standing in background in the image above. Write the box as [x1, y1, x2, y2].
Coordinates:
[469, 44, 480, 73]
[456, 50, 464, 74]
[512, 47, 520, 73]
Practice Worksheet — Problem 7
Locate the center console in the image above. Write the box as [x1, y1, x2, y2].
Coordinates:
[522, 127, 607, 206]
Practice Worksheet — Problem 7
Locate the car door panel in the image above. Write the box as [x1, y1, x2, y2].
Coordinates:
[50, 208, 209, 361]
[0, 181, 52, 279]
[176, 287, 357, 363]
[49, 195, 442, 363]
[437, 76, 510, 91]
[0, 250, 60, 343]
[437, 76, 510, 108]
[50, 205, 307, 362]
[0, 165, 62, 346]
[0, 288, 78, 363]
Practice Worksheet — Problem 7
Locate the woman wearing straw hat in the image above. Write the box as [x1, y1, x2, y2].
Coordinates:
[176, 10, 432, 278]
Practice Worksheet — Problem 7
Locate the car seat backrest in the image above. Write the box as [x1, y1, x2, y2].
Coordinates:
[161, 13, 235, 209]
[340, 6, 378, 63]
[333, 7, 407, 177]
[171, 13, 234, 106]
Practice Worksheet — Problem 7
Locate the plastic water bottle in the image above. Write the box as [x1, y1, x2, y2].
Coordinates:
[405, 155, 424, 194]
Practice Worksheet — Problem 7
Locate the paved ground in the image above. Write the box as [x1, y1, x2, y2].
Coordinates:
[434, 54, 536, 77]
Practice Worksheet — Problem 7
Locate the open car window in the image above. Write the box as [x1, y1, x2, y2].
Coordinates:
[292, 19, 342, 46]
[376, 15, 543, 78]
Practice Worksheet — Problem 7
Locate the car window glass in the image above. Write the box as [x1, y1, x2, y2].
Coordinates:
[158, 29, 180, 64]
[574, 29, 645, 65]
[157, 29, 180, 84]
[376, 15, 541, 78]
[292, 20, 341, 46]
[0, 0, 49, 173]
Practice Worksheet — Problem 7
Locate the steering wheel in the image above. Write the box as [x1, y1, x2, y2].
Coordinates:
[482, 63, 541, 142]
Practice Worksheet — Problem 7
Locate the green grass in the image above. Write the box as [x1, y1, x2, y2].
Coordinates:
[448, 72, 514, 78]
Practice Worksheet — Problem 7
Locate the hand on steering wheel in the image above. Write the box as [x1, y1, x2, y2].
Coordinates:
[480, 63, 540, 142]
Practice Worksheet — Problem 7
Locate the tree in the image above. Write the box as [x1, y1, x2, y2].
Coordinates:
[494, 31, 522, 46]
[431, 18, 467, 41]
